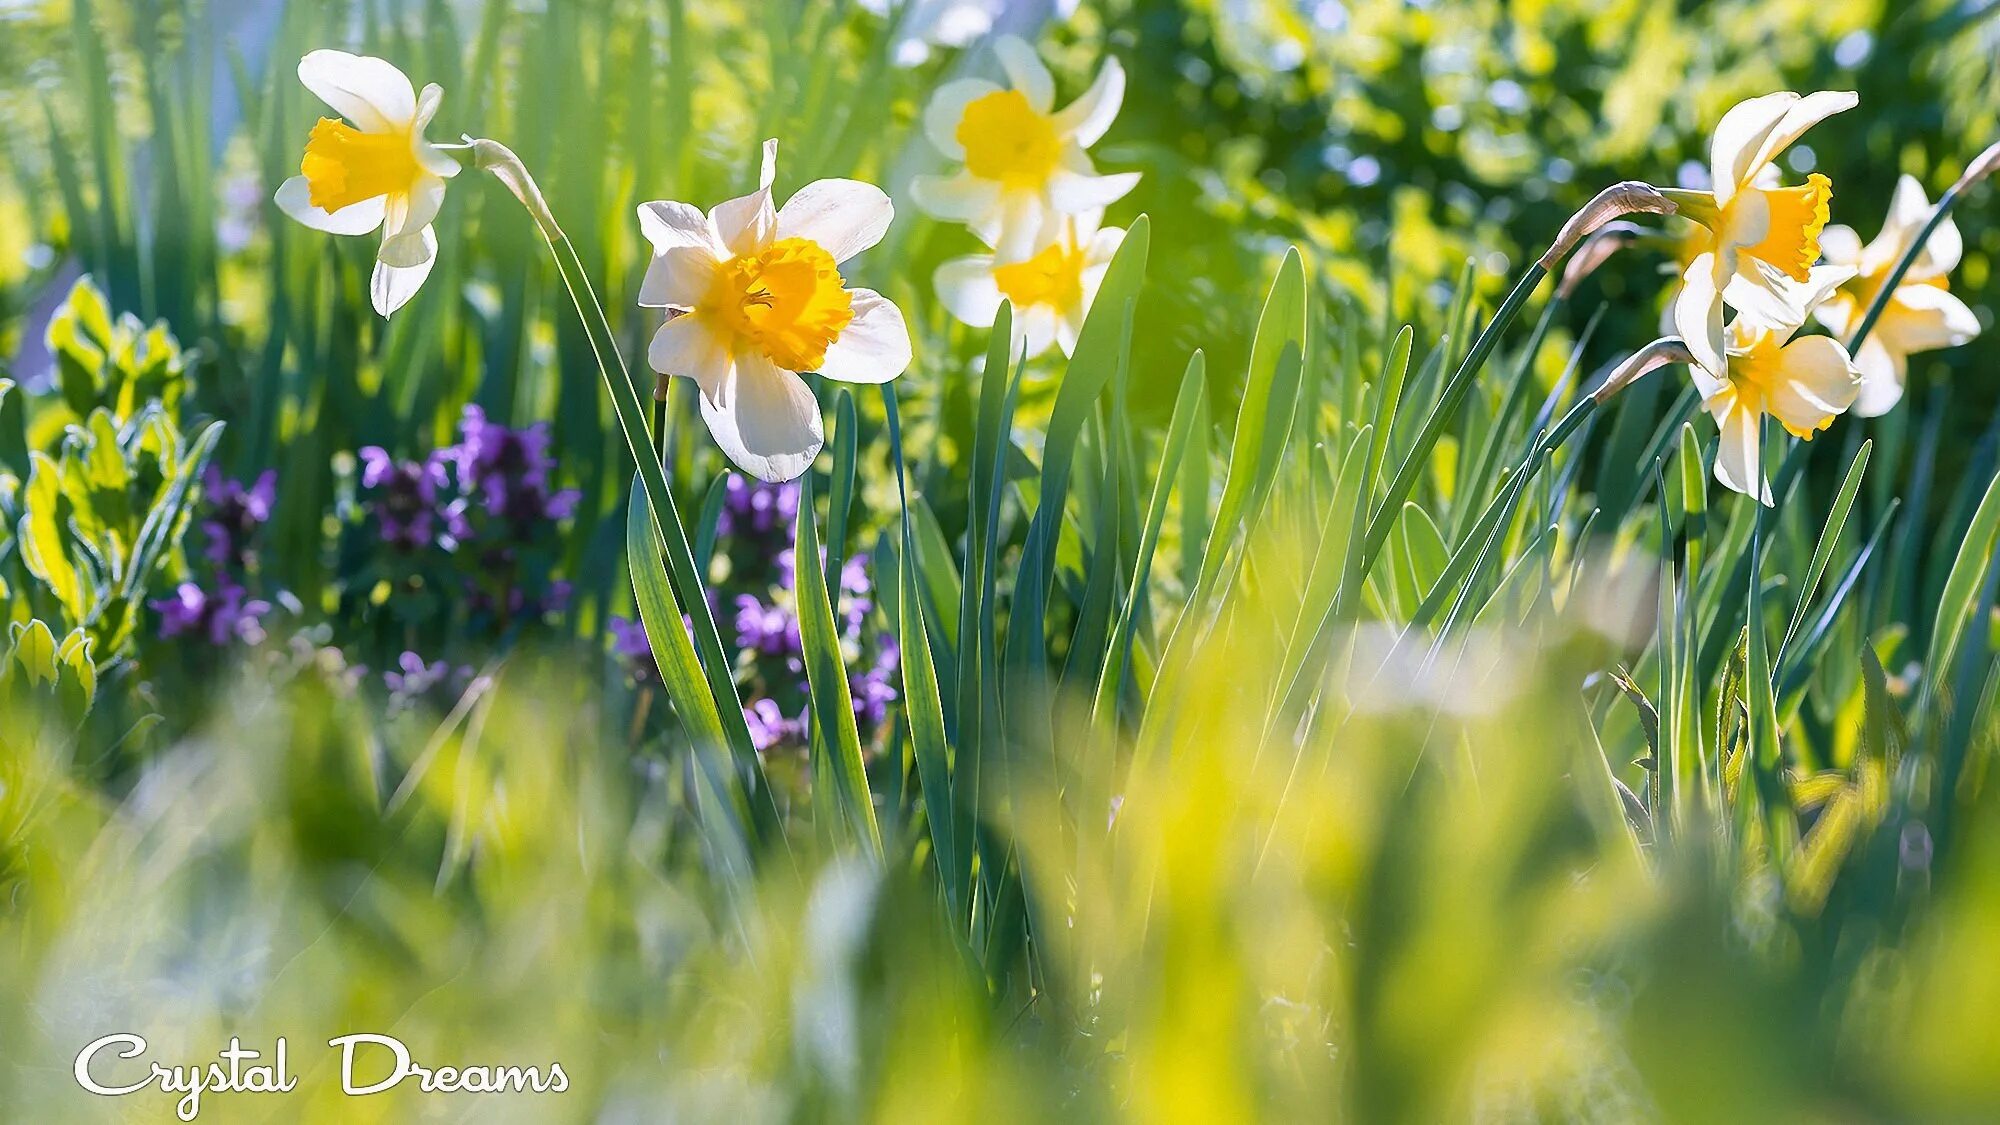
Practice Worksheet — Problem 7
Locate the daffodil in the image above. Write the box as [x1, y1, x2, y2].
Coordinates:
[912, 36, 1137, 260]
[1669, 90, 1857, 379]
[1811, 174, 1980, 416]
[274, 50, 460, 317]
[933, 210, 1124, 357]
[637, 141, 912, 483]
[1693, 266, 1862, 504]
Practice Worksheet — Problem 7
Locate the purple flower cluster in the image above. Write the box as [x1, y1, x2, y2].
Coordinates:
[608, 615, 658, 685]
[729, 549, 900, 751]
[152, 580, 270, 646]
[200, 467, 275, 569]
[355, 406, 581, 627]
[745, 697, 807, 751]
[612, 475, 900, 763]
[359, 447, 458, 551]
[454, 406, 581, 529]
[155, 468, 280, 648]
[383, 650, 476, 715]
[717, 475, 801, 542]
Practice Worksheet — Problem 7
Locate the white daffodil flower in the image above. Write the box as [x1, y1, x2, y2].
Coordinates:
[1669, 90, 1857, 380]
[933, 210, 1124, 357]
[1812, 174, 1981, 416]
[911, 36, 1137, 260]
[274, 50, 460, 317]
[1693, 265, 1862, 505]
[636, 141, 913, 483]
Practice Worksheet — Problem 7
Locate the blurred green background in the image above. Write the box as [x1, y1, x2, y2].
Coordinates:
[6, 0, 2000, 1120]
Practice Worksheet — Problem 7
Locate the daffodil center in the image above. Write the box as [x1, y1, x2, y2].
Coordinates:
[301, 117, 421, 212]
[993, 239, 1087, 311]
[700, 237, 854, 372]
[1730, 173, 1832, 284]
[957, 90, 1062, 189]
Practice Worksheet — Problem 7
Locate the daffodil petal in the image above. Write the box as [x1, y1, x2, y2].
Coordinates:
[1017, 304, 1061, 359]
[993, 36, 1055, 113]
[637, 200, 721, 255]
[1048, 167, 1140, 213]
[1880, 283, 1981, 353]
[1675, 253, 1728, 384]
[1054, 56, 1126, 148]
[817, 289, 912, 384]
[1709, 92, 1799, 204]
[711, 186, 776, 258]
[989, 192, 1049, 261]
[275, 176, 386, 235]
[1817, 223, 1863, 268]
[923, 78, 1001, 159]
[910, 171, 1004, 226]
[934, 255, 1004, 328]
[1085, 222, 1126, 262]
[416, 83, 442, 126]
[701, 357, 824, 483]
[1743, 91, 1856, 191]
[298, 49, 417, 133]
[648, 313, 734, 399]
[1764, 335, 1860, 437]
[1850, 337, 1905, 418]
[370, 226, 437, 317]
[1812, 291, 1859, 339]
[1053, 310, 1082, 358]
[638, 246, 718, 310]
[1877, 174, 1959, 280]
[776, 179, 894, 263]
[1711, 401, 1772, 505]
[382, 174, 447, 244]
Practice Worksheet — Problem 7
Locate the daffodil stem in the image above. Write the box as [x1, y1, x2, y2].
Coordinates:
[469, 142, 777, 842]
[1845, 182, 1965, 354]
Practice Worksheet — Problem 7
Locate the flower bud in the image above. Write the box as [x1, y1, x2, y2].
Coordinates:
[1556, 221, 1644, 299]
[1591, 337, 1695, 403]
[1539, 182, 1677, 269]
[1953, 140, 2000, 195]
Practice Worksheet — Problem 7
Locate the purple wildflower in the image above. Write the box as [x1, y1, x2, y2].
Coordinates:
[359, 446, 452, 551]
[152, 578, 270, 647]
[383, 650, 473, 714]
[200, 468, 276, 570]
[716, 475, 800, 540]
[734, 594, 801, 657]
[451, 404, 582, 532]
[744, 698, 806, 751]
[850, 638, 901, 728]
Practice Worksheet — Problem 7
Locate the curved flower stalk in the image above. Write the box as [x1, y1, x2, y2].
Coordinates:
[1813, 175, 1981, 416]
[912, 36, 1136, 260]
[1665, 90, 1857, 379]
[934, 209, 1125, 357]
[636, 140, 913, 482]
[1693, 267, 1863, 504]
[273, 51, 461, 316]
